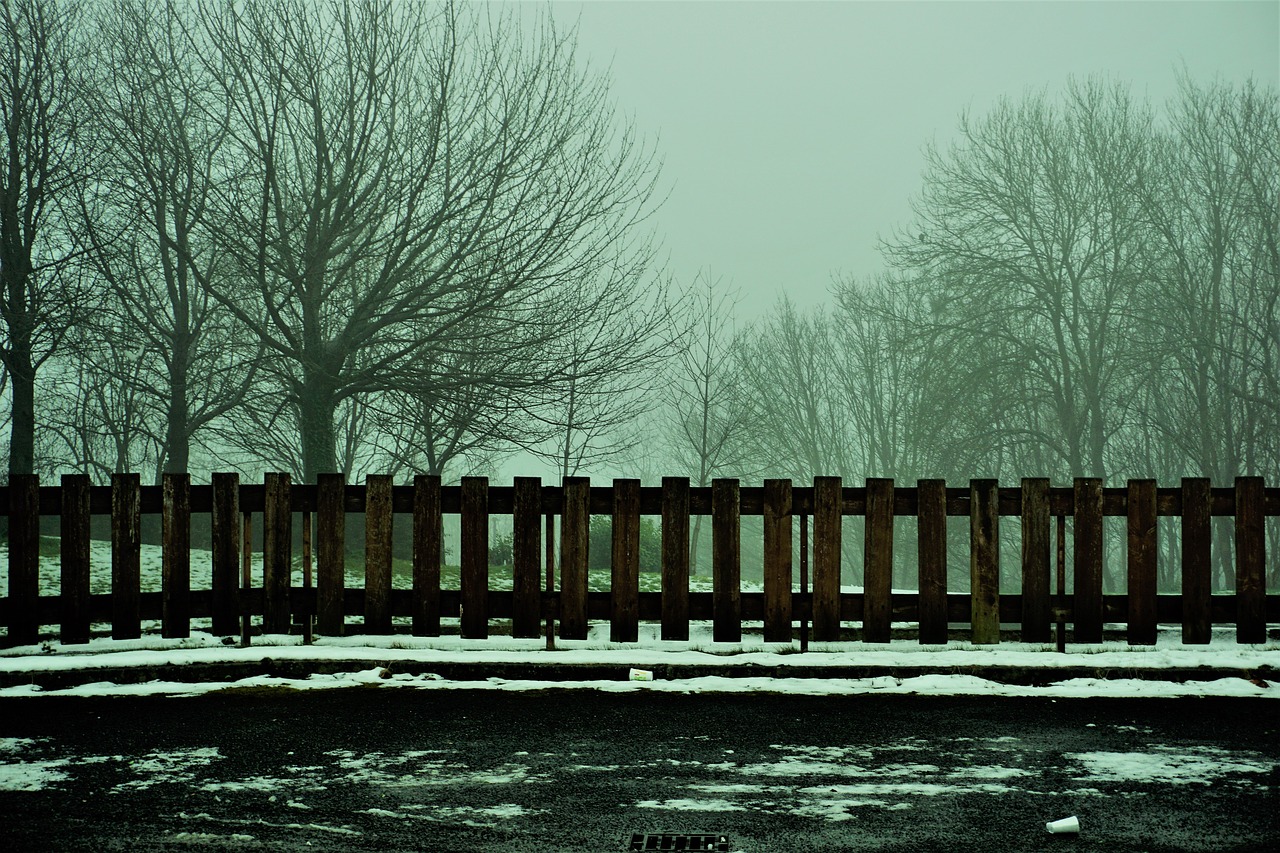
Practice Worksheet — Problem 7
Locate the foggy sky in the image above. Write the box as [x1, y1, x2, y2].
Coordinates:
[554, 1, 1280, 316]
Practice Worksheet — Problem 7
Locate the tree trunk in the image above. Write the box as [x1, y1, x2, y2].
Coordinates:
[298, 374, 338, 483]
[8, 344, 34, 477]
[164, 339, 190, 476]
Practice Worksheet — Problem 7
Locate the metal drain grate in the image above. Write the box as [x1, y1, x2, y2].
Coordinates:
[627, 833, 730, 851]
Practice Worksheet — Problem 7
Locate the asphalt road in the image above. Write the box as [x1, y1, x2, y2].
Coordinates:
[0, 689, 1276, 852]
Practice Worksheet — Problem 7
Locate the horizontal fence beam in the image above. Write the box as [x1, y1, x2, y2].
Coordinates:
[3, 592, 1277, 628]
[3, 483, 1278, 517]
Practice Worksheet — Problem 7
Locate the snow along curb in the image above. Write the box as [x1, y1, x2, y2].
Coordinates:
[0, 631, 1276, 697]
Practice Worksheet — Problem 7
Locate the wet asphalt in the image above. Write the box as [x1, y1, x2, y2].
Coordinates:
[0, 690, 1277, 852]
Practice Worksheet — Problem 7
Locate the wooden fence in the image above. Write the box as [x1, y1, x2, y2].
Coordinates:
[1, 474, 1277, 648]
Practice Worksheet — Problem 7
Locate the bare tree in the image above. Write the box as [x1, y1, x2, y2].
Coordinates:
[832, 273, 984, 481]
[883, 78, 1154, 482]
[41, 328, 160, 478]
[0, 0, 93, 476]
[528, 272, 679, 479]
[1131, 77, 1278, 482]
[733, 299, 859, 480]
[75, 0, 261, 480]
[197, 0, 664, 482]
[365, 344, 541, 479]
[664, 271, 752, 569]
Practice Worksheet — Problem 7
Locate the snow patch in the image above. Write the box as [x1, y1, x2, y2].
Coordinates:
[1068, 745, 1277, 785]
[635, 798, 747, 812]
[0, 759, 70, 791]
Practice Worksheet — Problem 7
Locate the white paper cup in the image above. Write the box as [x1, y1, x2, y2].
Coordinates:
[628, 668, 654, 681]
[1045, 816, 1080, 834]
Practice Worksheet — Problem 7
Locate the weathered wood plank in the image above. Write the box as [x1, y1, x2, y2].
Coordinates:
[1020, 478, 1050, 643]
[460, 476, 489, 639]
[611, 479, 641, 642]
[1180, 478, 1211, 644]
[917, 479, 947, 644]
[364, 474, 393, 634]
[412, 474, 442, 637]
[112, 473, 142, 640]
[661, 477, 691, 641]
[162, 473, 191, 639]
[262, 472, 292, 634]
[7, 475, 40, 645]
[1127, 479, 1157, 645]
[1235, 476, 1265, 644]
[559, 477, 590, 640]
[61, 474, 92, 645]
[762, 479, 793, 643]
[1072, 478, 1104, 643]
[864, 478, 894, 643]
[512, 477, 542, 639]
[812, 476, 843, 641]
[712, 479, 741, 643]
[316, 473, 346, 636]
[209, 473, 239, 636]
[970, 479, 1000, 645]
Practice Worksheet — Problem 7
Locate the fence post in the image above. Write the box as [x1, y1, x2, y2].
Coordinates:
[1020, 478, 1051, 643]
[1073, 478, 1104, 643]
[7, 475, 40, 646]
[560, 477, 590, 640]
[161, 473, 192, 639]
[812, 476, 843, 642]
[611, 479, 641, 643]
[61, 474, 91, 645]
[1126, 479, 1157, 645]
[365, 474, 394, 634]
[712, 479, 742, 643]
[412, 474, 442, 637]
[460, 476, 490, 639]
[1180, 478, 1211, 644]
[917, 479, 948, 644]
[970, 479, 1000, 645]
[661, 477, 691, 641]
[316, 473, 346, 636]
[112, 473, 142, 641]
[762, 479, 793, 643]
[864, 478, 894, 643]
[512, 477, 542, 639]
[210, 473, 239, 636]
[1235, 476, 1265, 644]
[262, 472, 292, 634]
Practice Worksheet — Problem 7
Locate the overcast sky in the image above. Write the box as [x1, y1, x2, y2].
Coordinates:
[544, 0, 1280, 316]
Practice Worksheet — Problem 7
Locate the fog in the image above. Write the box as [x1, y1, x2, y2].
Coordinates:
[564, 0, 1278, 315]
[0, 0, 1276, 496]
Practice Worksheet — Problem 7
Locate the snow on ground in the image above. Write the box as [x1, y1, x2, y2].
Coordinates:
[0, 621, 1276, 699]
[0, 732, 1274, 830]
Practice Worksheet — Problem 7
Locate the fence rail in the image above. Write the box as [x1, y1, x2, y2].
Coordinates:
[2, 474, 1277, 648]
